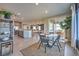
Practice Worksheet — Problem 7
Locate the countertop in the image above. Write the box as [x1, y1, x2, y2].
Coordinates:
[0, 38, 13, 44]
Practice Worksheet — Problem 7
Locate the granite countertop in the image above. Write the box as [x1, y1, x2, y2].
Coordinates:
[0, 38, 13, 44]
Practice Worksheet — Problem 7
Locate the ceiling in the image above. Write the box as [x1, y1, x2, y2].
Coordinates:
[0, 3, 71, 21]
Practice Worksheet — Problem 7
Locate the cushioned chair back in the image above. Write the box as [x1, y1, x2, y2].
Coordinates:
[53, 35, 60, 43]
[40, 35, 49, 43]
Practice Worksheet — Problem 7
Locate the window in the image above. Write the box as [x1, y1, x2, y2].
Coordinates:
[38, 26, 41, 30]
[55, 23, 62, 32]
[49, 22, 62, 32]
[33, 26, 37, 30]
[14, 26, 19, 30]
[49, 22, 53, 32]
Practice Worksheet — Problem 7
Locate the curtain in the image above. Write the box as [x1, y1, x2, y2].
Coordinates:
[76, 4, 79, 49]
[72, 4, 79, 49]
[71, 4, 77, 48]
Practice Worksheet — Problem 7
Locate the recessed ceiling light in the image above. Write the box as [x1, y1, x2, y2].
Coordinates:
[45, 10, 48, 14]
[17, 13, 21, 16]
[35, 3, 39, 6]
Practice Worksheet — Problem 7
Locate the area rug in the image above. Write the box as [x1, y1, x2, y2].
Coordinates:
[20, 42, 65, 56]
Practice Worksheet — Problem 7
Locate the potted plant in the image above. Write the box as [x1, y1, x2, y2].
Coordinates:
[0, 11, 5, 19]
[0, 10, 12, 19]
[60, 16, 72, 42]
[60, 16, 71, 29]
[4, 11, 12, 19]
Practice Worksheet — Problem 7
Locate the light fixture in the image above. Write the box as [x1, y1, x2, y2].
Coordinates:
[17, 12, 21, 16]
[35, 3, 39, 6]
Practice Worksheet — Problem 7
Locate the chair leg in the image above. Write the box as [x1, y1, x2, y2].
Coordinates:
[38, 41, 43, 49]
[45, 46, 46, 53]
[38, 42, 41, 49]
[59, 42, 62, 48]
[57, 43, 60, 52]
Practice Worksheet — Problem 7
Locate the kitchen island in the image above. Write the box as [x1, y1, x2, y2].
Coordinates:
[18, 29, 32, 39]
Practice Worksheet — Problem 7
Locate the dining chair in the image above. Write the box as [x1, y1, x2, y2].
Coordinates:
[38, 34, 61, 53]
[48, 35, 61, 52]
[38, 34, 49, 53]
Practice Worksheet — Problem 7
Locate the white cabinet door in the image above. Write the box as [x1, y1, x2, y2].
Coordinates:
[24, 30, 32, 39]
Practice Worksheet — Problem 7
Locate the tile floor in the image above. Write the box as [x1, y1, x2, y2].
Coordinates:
[64, 43, 78, 56]
[12, 34, 39, 56]
[11, 35, 79, 56]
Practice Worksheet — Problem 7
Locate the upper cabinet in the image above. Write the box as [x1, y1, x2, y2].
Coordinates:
[38, 24, 44, 30]
[31, 24, 44, 32]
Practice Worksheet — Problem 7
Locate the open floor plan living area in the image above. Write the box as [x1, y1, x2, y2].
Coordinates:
[0, 3, 79, 56]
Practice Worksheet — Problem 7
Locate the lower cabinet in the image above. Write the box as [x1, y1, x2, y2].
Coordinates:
[0, 41, 13, 56]
[23, 30, 32, 39]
